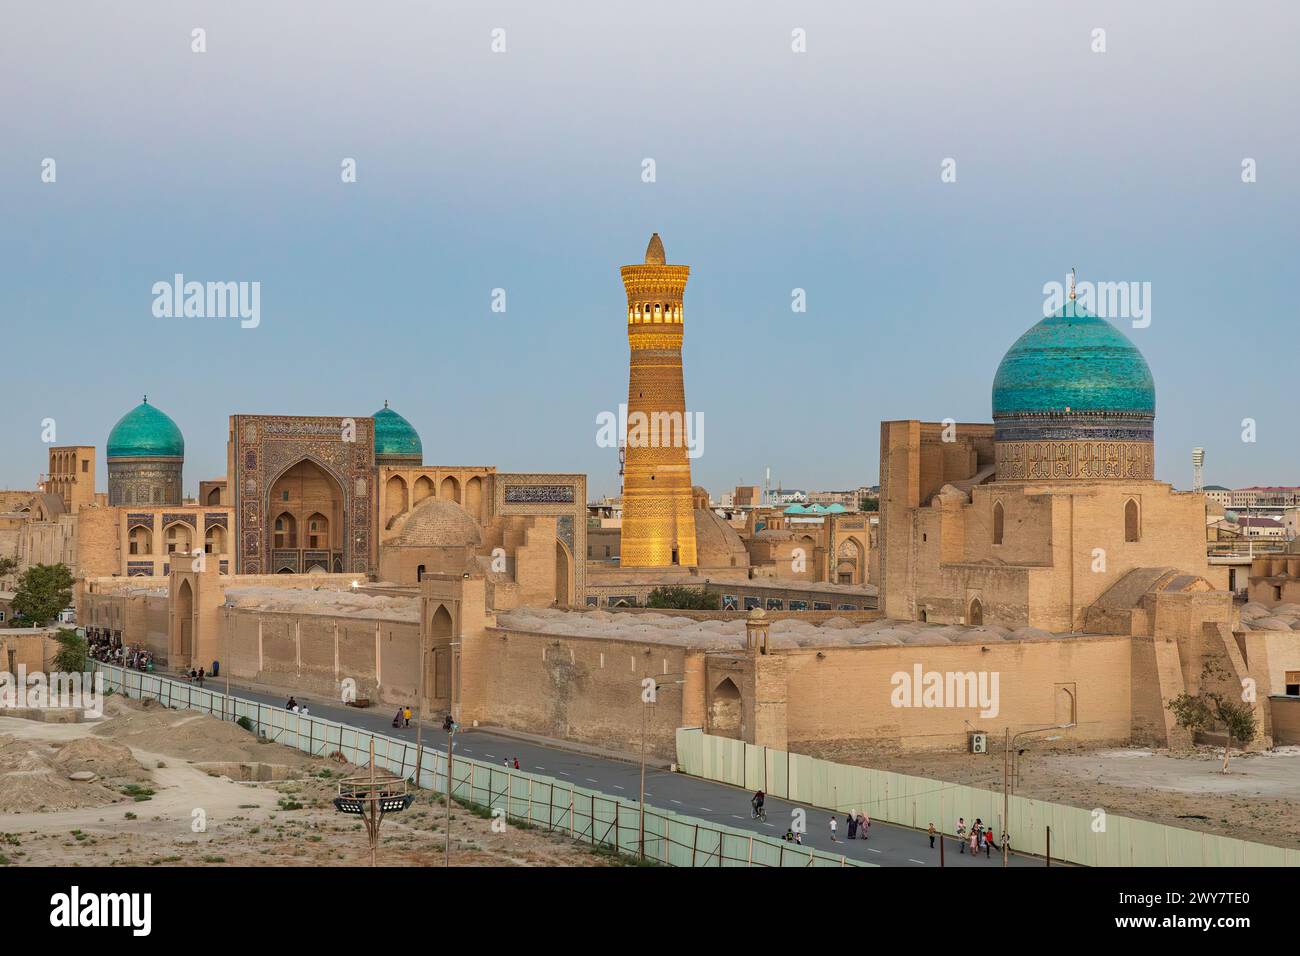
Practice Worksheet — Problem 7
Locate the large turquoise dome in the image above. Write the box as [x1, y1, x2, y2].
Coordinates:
[992, 302, 1154, 418]
[373, 403, 422, 463]
[106, 398, 185, 459]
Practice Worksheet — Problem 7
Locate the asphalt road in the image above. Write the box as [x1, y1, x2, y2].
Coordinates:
[175, 674, 1044, 868]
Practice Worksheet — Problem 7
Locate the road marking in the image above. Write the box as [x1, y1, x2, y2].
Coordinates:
[485, 753, 496, 759]
[762, 822, 775, 828]
[731, 815, 744, 820]
[908, 859, 926, 865]
[699, 807, 712, 812]
[868, 848, 882, 853]
[670, 799, 682, 805]
[613, 785, 625, 790]
[556, 770, 570, 776]
[534, 766, 544, 771]
[585, 778, 598, 783]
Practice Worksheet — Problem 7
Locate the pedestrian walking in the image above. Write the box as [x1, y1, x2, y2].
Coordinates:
[860, 812, 870, 839]
[513, 757, 520, 770]
[969, 829, 979, 856]
[957, 818, 966, 853]
[983, 828, 993, 857]
[402, 705, 412, 728]
[928, 823, 936, 849]
[847, 810, 858, 840]
[829, 816, 838, 843]
[197, 667, 205, 687]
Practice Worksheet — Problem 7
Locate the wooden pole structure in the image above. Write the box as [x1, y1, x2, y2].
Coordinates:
[1002, 727, 1010, 868]
[1046, 825, 1052, 867]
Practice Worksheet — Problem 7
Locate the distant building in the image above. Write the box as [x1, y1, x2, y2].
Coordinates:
[1231, 486, 1300, 509]
[732, 485, 761, 509]
[1202, 484, 1231, 508]
[1237, 515, 1287, 538]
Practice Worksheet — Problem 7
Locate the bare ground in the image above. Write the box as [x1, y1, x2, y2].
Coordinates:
[856, 744, 1300, 849]
[0, 699, 630, 867]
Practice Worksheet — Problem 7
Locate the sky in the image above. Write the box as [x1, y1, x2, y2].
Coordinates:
[3, 0, 1297, 499]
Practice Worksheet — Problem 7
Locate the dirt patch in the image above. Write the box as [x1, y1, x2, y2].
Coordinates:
[93, 697, 317, 767]
[0, 734, 146, 814]
[853, 744, 1300, 850]
[0, 699, 639, 867]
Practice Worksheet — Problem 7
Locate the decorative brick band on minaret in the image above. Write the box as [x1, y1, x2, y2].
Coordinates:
[619, 233, 698, 568]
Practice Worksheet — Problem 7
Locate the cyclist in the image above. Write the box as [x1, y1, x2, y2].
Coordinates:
[751, 790, 766, 818]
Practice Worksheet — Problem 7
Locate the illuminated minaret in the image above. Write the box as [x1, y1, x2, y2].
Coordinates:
[619, 233, 698, 568]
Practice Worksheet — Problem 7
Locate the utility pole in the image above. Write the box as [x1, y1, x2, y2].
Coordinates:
[443, 714, 455, 867]
[1002, 728, 1009, 867]
[413, 604, 426, 787]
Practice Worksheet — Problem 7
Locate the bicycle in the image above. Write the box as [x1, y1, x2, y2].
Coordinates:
[750, 802, 767, 823]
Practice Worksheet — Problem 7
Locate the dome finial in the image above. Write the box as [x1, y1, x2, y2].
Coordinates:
[384, 399, 389, 409]
[645, 232, 666, 265]
[143, 394, 148, 404]
[1068, 267, 1077, 301]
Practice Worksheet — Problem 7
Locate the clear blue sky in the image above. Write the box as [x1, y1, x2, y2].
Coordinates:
[3, 0, 1297, 499]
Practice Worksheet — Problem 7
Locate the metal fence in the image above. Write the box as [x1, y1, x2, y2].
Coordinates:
[93, 664, 866, 868]
[676, 728, 1300, 867]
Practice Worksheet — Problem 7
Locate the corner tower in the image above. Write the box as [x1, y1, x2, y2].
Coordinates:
[619, 233, 697, 568]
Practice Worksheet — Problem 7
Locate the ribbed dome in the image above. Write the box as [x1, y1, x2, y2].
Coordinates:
[992, 303, 1154, 418]
[390, 497, 481, 548]
[106, 399, 185, 459]
[693, 509, 749, 569]
[373, 403, 422, 462]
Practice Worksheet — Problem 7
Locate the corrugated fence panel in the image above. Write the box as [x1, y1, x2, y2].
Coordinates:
[675, 729, 1291, 867]
[96, 665, 863, 867]
[744, 743, 766, 792]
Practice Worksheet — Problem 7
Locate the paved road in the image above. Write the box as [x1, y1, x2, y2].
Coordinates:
[174, 674, 1044, 868]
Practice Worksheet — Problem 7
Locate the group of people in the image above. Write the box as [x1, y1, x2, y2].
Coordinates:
[284, 696, 309, 715]
[953, 817, 1004, 858]
[187, 666, 205, 685]
[827, 810, 871, 842]
[392, 705, 413, 727]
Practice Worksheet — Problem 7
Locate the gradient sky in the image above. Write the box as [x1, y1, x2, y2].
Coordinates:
[3, 0, 1297, 499]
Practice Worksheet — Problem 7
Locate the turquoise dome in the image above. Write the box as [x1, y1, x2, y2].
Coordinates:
[992, 302, 1154, 417]
[373, 403, 423, 461]
[106, 399, 185, 459]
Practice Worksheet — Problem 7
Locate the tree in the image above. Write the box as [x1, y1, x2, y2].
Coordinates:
[645, 586, 720, 610]
[10, 563, 74, 626]
[51, 628, 87, 674]
[859, 496, 879, 513]
[1168, 661, 1258, 773]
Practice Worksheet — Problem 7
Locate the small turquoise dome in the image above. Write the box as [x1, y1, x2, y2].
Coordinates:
[373, 403, 423, 461]
[992, 302, 1154, 417]
[106, 398, 185, 459]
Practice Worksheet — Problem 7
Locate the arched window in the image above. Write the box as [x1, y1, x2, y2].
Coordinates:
[165, 522, 193, 555]
[128, 526, 152, 556]
[992, 501, 1004, 545]
[1125, 498, 1140, 542]
[205, 525, 226, 555]
[273, 512, 297, 549]
[968, 598, 983, 626]
[306, 512, 329, 549]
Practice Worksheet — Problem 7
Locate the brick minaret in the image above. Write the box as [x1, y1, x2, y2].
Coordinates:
[619, 233, 697, 568]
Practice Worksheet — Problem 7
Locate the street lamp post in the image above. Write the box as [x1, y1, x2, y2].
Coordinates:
[1002, 721, 1076, 866]
[638, 674, 685, 861]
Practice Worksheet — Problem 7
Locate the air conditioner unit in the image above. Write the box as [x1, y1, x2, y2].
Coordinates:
[969, 732, 988, 754]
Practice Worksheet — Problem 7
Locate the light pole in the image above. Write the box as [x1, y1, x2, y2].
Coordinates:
[413, 605, 426, 787]
[638, 673, 684, 861]
[1002, 721, 1076, 866]
[442, 712, 458, 867]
